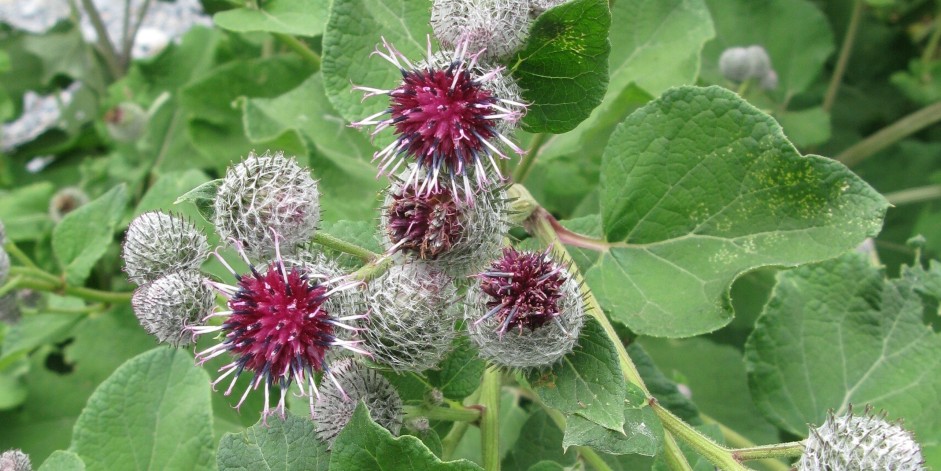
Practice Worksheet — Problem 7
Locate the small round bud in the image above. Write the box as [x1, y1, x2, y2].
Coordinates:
[760, 69, 778, 90]
[0, 449, 31, 471]
[214, 151, 320, 259]
[465, 248, 585, 369]
[407, 417, 430, 433]
[427, 388, 445, 406]
[360, 262, 459, 372]
[381, 172, 508, 277]
[719, 45, 773, 84]
[431, 0, 533, 60]
[313, 358, 403, 448]
[49, 187, 89, 223]
[131, 271, 215, 347]
[800, 406, 925, 471]
[104, 102, 147, 143]
[122, 211, 210, 285]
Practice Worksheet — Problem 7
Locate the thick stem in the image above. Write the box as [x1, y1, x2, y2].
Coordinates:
[312, 231, 378, 262]
[273, 33, 322, 69]
[0, 276, 22, 297]
[884, 185, 941, 206]
[732, 442, 804, 463]
[651, 400, 749, 471]
[512, 133, 547, 184]
[479, 367, 501, 471]
[836, 98, 941, 167]
[661, 434, 694, 471]
[350, 255, 393, 282]
[403, 405, 481, 423]
[441, 421, 470, 460]
[823, 0, 864, 112]
[701, 414, 792, 471]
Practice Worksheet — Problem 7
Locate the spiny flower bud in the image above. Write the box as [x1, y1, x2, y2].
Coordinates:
[122, 211, 210, 285]
[313, 358, 403, 448]
[430, 0, 533, 61]
[465, 247, 585, 369]
[131, 271, 215, 347]
[104, 102, 147, 143]
[352, 37, 527, 202]
[381, 170, 508, 276]
[214, 151, 320, 259]
[360, 262, 459, 372]
[285, 248, 363, 321]
[190, 237, 367, 421]
[49, 187, 89, 223]
[800, 406, 925, 471]
[0, 449, 32, 471]
[719, 45, 773, 84]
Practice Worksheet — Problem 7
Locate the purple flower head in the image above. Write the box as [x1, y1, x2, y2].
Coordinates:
[190, 233, 367, 422]
[352, 36, 527, 202]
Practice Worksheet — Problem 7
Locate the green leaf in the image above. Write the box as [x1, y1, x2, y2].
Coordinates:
[628, 344, 700, 425]
[502, 410, 576, 471]
[427, 336, 486, 401]
[134, 169, 211, 217]
[775, 107, 831, 148]
[641, 337, 779, 445]
[561, 406, 662, 456]
[174, 179, 222, 224]
[21, 23, 105, 93]
[589, 86, 887, 337]
[319, 220, 382, 255]
[607, 0, 714, 98]
[52, 184, 128, 285]
[217, 413, 329, 470]
[71, 348, 214, 470]
[0, 182, 54, 241]
[512, 0, 611, 133]
[0, 313, 84, 371]
[700, 0, 834, 98]
[322, 0, 432, 124]
[241, 74, 384, 221]
[0, 370, 27, 410]
[527, 318, 628, 432]
[329, 402, 483, 470]
[37, 450, 85, 471]
[214, 0, 329, 37]
[526, 462, 566, 471]
[745, 253, 941, 443]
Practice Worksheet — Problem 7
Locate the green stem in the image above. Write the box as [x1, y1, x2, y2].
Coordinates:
[312, 232, 378, 262]
[5, 242, 39, 270]
[701, 414, 791, 471]
[79, 0, 125, 78]
[403, 405, 482, 422]
[531, 393, 617, 471]
[10, 266, 62, 286]
[441, 421, 470, 460]
[823, 0, 864, 113]
[884, 185, 941, 206]
[921, 8, 941, 68]
[0, 276, 22, 297]
[661, 434, 694, 471]
[578, 446, 614, 471]
[836, 99, 941, 167]
[512, 133, 547, 184]
[732, 442, 804, 463]
[64, 285, 133, 304]
[350, 255, 393, 282]
[273, 33, 322, 69]
[479, 367, 501, 471]
[12, 269, 133, 304]
[122, 0, 153, 61]
[651, 400, 749, 471]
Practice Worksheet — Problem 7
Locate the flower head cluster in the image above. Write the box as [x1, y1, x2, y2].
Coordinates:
[800, 406, 925, 471]
[214, 151, 320, 259]
[352, 37, 527, 201]
[465, 248, 585, 369]
[381, 168, 508, 276]
[131, 271, 214, 347]
[313, 358, 403, 448]
[719, 45, 777, 90]
[360, 262, 458, 372]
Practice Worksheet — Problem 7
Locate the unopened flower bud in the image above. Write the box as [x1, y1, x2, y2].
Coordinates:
[719, 45, 773, 84]
[431, 0, 532, 60]
[0, 449, 31, 471]
[214, 151, 320, 259]
[427, 388, 445, 406]
[800, 406, 925, 471]
[360, 262, 458, 372]
[131, 271, 215, 346]
[407, 417, 430, 433]
[122, 211, 210, 285]
[313, 358, 403, 448]
[49, 187, 89, 223]
[104, 102, 147, 143]
[465, 248, 585, 369]
[381, 171, 508, 276]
